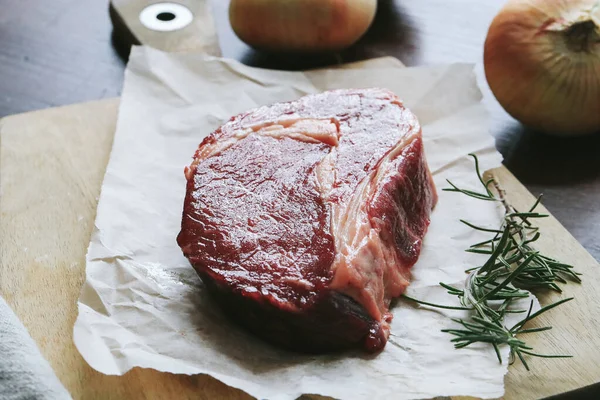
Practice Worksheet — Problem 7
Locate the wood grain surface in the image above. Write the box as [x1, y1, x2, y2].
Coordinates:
[211, 0, 600, 261]
[0, 0, 125, 117]
[109, 0, 220, 58]
[0, 100, 251, 400]
[1, 0, 598, 262]
[1, 0, 600, 399]
[489, 168, 600, 400]
[1, 98, 599, 400]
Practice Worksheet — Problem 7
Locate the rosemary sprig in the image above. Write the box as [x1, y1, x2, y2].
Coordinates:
[404, 154, 581, 370]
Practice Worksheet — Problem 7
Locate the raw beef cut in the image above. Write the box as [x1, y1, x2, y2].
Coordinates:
[177, 89, 437, 353]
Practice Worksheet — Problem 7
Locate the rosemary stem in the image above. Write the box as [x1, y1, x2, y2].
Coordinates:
[406, 154, 580, 370]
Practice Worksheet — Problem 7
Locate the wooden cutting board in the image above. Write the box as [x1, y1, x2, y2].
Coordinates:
[1, 100, 599, 400]
[109, 0, 221, 58]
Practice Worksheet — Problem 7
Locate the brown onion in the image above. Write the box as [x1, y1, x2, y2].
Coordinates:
[229, 0, 377, 52]
[484, 0, 600, 136]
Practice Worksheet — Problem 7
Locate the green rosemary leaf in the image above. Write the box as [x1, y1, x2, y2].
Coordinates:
[471, 234, 502, 248]
[470, 316, 505, 332]
[518, 326, 553, 334]
[466, 248, 494, 254]
[523, 232, 541, 245]
[484, 178, 496, 198]
[506, 212, 549, 219]
[443, 329, 479, 335]
[482, 253, 537, 300]
[444, 180, 498, 201]
[468, 153, 494, 197]
[511, 298, 574, 332]
[448, 318, 476, 328]
[493, 343, 502, 363]
[460, 219, 504, 233]
[439, 282, 463, 294]
[515, 350, 531, 371]
[479, 229, 511, 273]
[528, 195, 543, 213]
[519, 350, 573, 359]
[402, 294, 471, 311]
[407, 154, 580, 370]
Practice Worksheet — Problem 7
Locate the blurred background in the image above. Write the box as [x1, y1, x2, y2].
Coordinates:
[1, 0, 599, 261]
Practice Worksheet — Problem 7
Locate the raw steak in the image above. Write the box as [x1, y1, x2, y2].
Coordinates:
[177, 89, 437, 353]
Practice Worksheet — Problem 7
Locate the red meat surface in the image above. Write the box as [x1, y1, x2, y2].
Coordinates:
[177, 89, 437, 353]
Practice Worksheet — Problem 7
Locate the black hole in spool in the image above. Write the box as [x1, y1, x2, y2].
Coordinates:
[156, 12, 176, 22]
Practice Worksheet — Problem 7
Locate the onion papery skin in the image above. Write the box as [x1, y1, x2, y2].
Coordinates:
[484, 0, 600, 136]
[229, 0, 378, 52]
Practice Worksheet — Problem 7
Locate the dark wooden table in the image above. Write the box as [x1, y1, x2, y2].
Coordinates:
[2, 0, 598, 262]
[1, 1, 599, 399]
[3, 0, 600, 245]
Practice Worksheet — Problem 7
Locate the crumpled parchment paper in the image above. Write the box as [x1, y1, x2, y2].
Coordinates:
[74, 46, 513, 400]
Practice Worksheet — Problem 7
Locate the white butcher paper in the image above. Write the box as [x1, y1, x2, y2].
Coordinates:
[74, 45, 532, 400]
